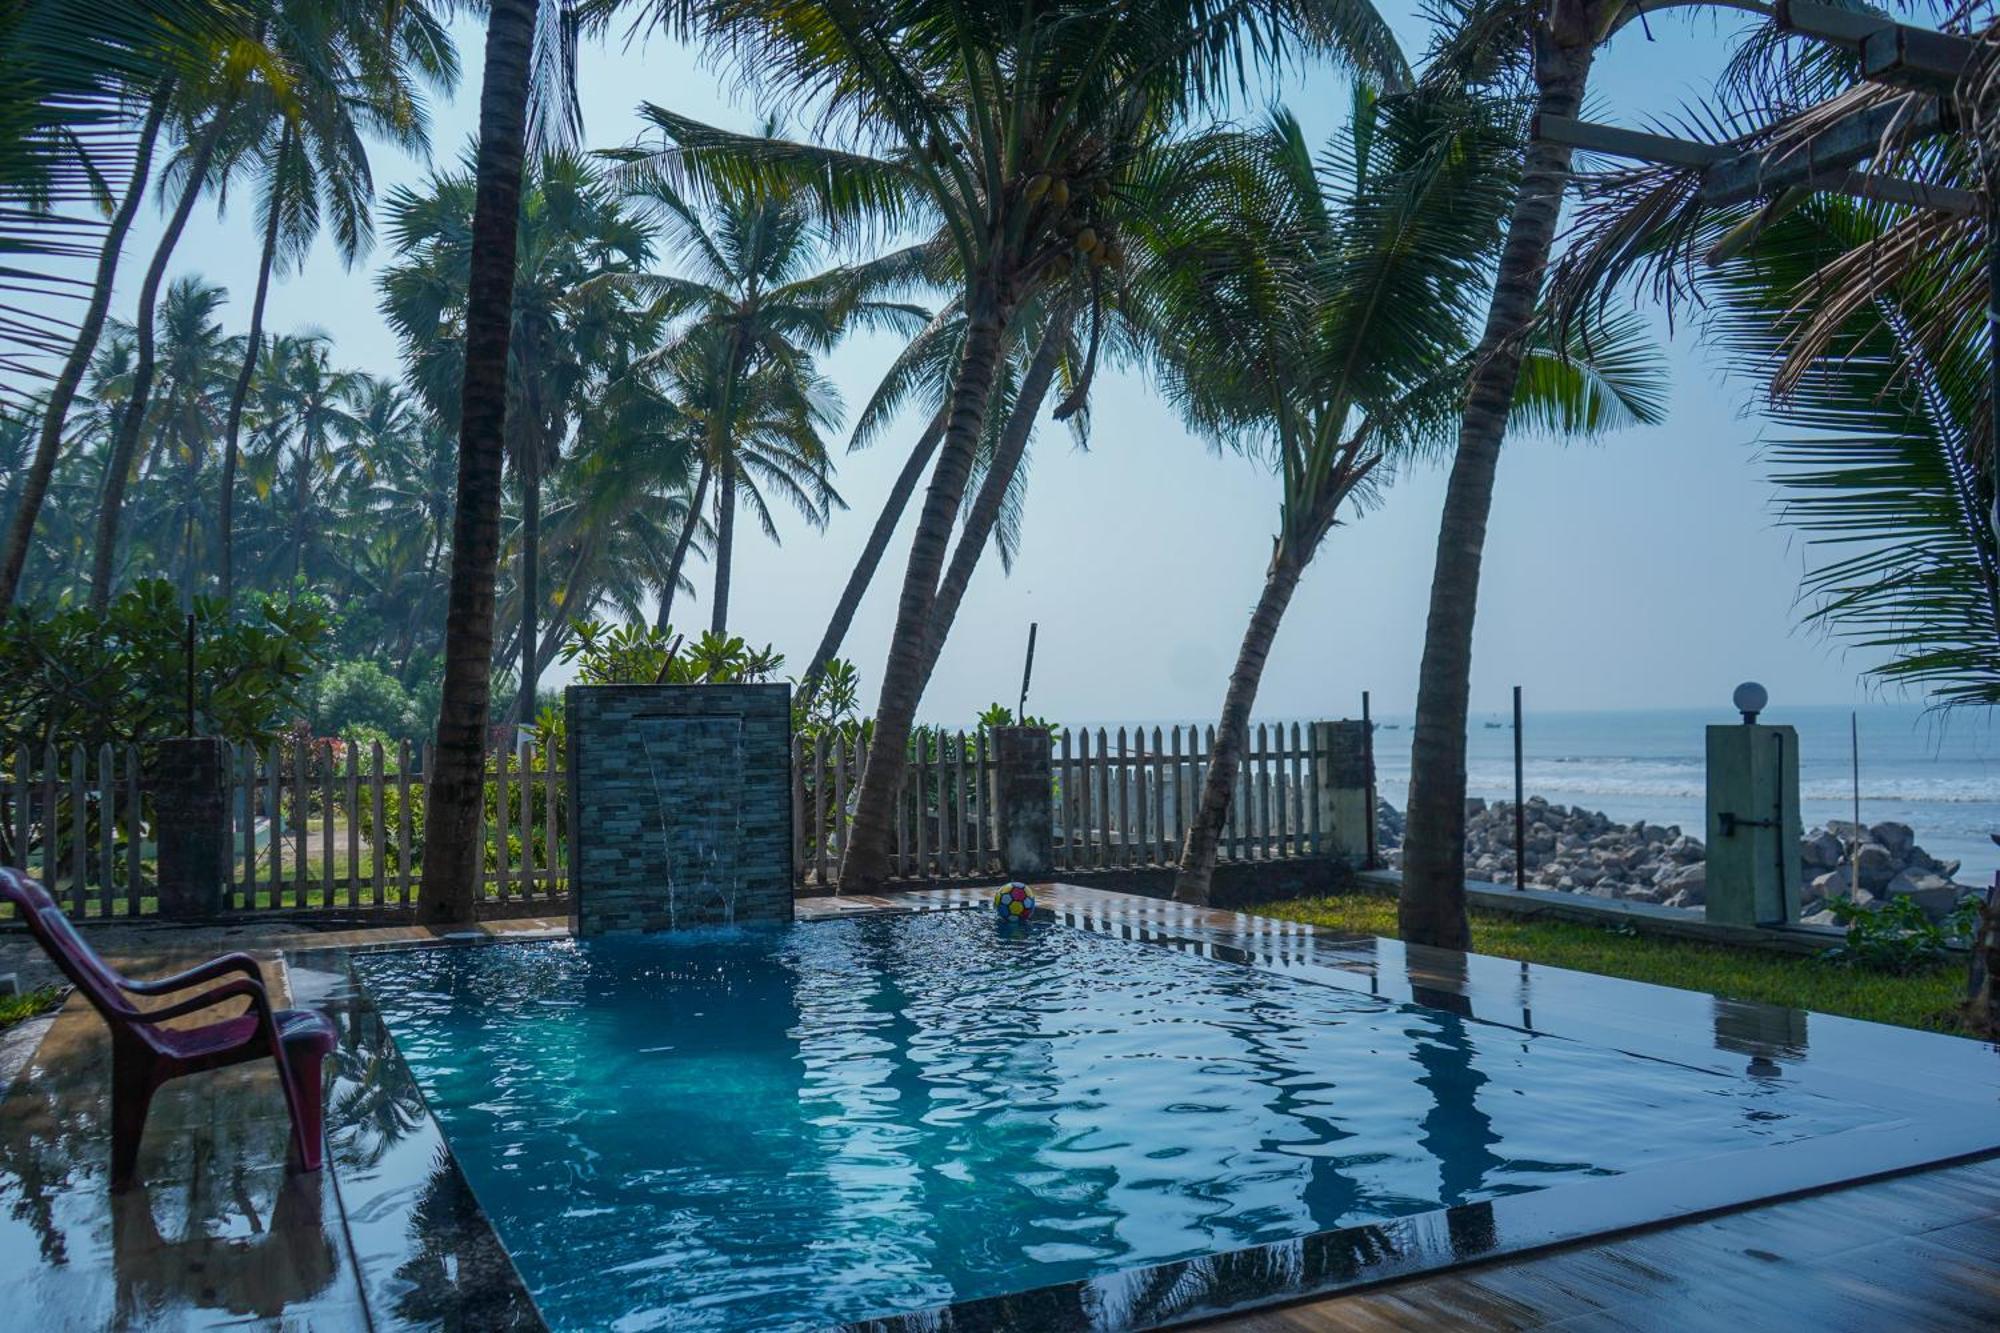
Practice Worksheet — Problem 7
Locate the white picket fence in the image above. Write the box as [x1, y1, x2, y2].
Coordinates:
[2, 740, 567, 919]
[5, 719, 1339, 917]
[793, 720, 1334, 886]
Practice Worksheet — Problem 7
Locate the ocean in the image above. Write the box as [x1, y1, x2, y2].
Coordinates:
[1368, 705, 2000, 886]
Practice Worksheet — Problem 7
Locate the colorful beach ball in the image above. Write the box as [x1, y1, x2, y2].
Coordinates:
[993, 882, 1036, 921]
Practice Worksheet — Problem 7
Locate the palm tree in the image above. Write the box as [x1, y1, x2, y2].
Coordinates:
[0, 88, 172, 613]
[0, 0, 238, 393]
[609, 128, 927, 639]
[1397, 0, 1771, 946]
[382, 148, 659, 725]
[1153, 93, 1661, 903]
[137, 275, 239, 593]
[418, 0, 556, 925]
[643, 325, 846, 635]
[638, 0, 1407, 891]
[212, 0, 459, 607]
[84, 93, 234, 610]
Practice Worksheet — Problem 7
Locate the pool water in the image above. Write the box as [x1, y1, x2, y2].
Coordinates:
[356, 913, 1872, 1331]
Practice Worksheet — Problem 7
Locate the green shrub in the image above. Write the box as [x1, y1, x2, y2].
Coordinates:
[0, 578, 329, 756]
[310, 660, 419, 738]
[1821, 894, 1983, 975]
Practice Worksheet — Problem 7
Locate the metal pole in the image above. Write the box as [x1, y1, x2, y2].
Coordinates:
[1361, 690, 1376, 870]
[1512, 685, 1525, 891]
[1016, 621, 1038, 721]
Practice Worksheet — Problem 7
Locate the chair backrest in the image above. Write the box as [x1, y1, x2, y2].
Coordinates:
[0, 868, 139, 1021]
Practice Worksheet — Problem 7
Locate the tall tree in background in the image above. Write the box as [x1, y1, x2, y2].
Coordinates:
[613, 122, 926, 637]
[641, 0, 1406, 891]
[213, 0, 459, 606]
[382, 149, 659, 724]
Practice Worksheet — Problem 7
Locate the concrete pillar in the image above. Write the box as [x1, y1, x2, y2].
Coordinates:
[1312, 720, 1372, 862]
[1705, 722, 1803, 927]
[151, 736, 229, 919]
[991, 725, 1054, 880]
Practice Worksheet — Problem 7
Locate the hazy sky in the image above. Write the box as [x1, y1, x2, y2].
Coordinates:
[65, 4, 1925, 727]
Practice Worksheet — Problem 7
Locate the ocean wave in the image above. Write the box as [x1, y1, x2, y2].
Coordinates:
[1373, 766, 1999, 804]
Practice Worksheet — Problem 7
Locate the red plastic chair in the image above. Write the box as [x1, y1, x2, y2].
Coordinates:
[0, 868, 335, 1189]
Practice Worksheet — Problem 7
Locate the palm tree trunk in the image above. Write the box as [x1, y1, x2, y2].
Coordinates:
[291, 432, 313, 583]
[218, 131, 290, 610]
[656, 458, 709, 630]
[839, 285, 1013, 891]
[709, 463, 735, 636]
[517, 443, 540, 727]
[419, 0, 538, 926]
[1172, 545, 1304, 904]
[86, 114, 225, 612]
[0, 86, 169, 614]
[1399, 25, 1596, 950]
[918, 317, 1063, 689]
[802, 408, 946, 686]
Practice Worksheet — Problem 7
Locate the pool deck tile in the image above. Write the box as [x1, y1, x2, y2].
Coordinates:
[3, 889, 1998, 1331]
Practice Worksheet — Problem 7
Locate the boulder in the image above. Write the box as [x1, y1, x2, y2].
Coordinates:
[1825, 819, 1867, 845]
[1853, 843, 1897, 892]
[1658, 862, 1705, 897]
[1799, 828, 1843, 871]
[1465, 797, 1487, 817]
[1809, 867, 1851, 900]
[1868, 821, 1916, 859]
[1885, 871, 1963, 922]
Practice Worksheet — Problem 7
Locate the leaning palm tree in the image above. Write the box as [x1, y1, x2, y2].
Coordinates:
[634, 0, 1407, 891]
[1392, 0, 1883, 945]
[1154, 93, 1663, 903]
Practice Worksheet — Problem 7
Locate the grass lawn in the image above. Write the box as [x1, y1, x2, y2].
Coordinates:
[0, 986, 65, 1031]
[1254, 893, 1974, 1037]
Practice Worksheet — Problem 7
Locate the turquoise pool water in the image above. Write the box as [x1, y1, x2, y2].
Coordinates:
[356, 913, 1872, 1331]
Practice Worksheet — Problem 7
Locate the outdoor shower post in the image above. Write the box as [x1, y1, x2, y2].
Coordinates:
[151, 736, 230, 919]
[991, 725, 1054, 881]
[1705, 684, 1802, 928]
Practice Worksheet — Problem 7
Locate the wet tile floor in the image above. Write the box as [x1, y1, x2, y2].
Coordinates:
[0, 889, 1996, 1331]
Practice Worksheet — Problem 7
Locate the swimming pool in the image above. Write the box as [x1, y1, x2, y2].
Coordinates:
[349, 908, 1894, 1332]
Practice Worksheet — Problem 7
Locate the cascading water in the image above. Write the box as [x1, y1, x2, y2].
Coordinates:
[642, 717, 744, 929]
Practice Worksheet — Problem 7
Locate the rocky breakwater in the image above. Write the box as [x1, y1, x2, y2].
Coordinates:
[1377, 798, 1979, 922]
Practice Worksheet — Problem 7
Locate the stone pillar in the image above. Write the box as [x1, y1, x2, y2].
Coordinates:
[1705, 722, 1803, 927]
[151, 736, 229, 919]
[1312, 720, 1372, 862]
[991, 725, 1053, 881]
[566, 683, 794, 935]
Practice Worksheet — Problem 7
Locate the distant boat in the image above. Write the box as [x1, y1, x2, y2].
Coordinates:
[1483, 721, 1504, 729]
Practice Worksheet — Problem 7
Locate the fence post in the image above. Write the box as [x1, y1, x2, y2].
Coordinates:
[1311, 720, 1373, 863]
[151, 736, 230, 919]
[991, 725, 1054, 882]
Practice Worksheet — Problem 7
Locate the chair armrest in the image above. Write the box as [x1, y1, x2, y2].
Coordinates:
[137, 976, 275, 1024]
[121, 952, 265, 996]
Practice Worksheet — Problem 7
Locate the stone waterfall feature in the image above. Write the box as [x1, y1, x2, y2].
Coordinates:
[566, 683, 794, 935]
